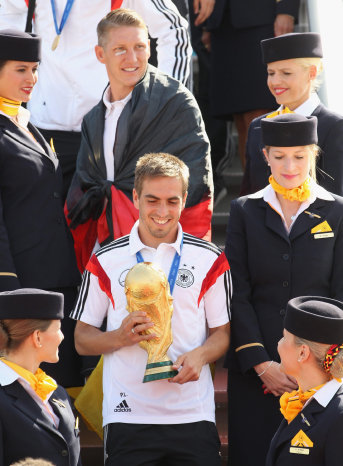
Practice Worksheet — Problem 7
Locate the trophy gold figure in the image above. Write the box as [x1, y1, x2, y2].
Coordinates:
[125, 262, 178, 382]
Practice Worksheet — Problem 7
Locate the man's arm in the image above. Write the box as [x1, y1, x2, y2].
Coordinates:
[170, 323, 230, 384]
[170, 253, 231, 385]
[129, 0, 192, 84]
[74, 310, 156, 355]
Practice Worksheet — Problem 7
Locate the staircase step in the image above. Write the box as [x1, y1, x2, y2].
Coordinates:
[79, 416, 103, 466]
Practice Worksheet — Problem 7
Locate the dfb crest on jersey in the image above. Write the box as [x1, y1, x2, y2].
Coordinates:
[118, 269, 130, 287]
[176, 268, 194, 288]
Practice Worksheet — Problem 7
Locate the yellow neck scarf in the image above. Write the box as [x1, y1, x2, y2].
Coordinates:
[266, 106, 294, 119]
[280, 383, 325, 424]
[269, 175, 311, 202]
[0, 97, 21, 117]
[1, 358, 57, 401]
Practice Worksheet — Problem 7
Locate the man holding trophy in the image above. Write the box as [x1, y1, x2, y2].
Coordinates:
[71, 153, 231, 465]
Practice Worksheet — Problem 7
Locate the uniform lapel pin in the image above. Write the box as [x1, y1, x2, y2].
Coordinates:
[301, 413, 311, 426]
[304, 211, 321, 219]
[52, 398, 66, 408]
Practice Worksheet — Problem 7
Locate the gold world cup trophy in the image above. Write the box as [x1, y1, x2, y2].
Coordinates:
[125, 262, 178, 383]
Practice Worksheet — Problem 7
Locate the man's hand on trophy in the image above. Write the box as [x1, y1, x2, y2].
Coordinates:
[118, 311, 157, 347]
[168, 347, 206, 384]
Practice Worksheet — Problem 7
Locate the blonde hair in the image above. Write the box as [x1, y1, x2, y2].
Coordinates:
[293, 57, 323, 92]
[97, 8, 148, 47]
[10, 459, 54, 466]
[295, 336, 343, 379]
[134, 153, 189, 197]
[264, 144, 320, 182]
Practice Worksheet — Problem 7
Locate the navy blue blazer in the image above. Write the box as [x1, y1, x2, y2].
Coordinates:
[266, 384, 343, 466]
[0, 382, 81, 466]
[0, 115, 79, 291]
[225, 189, 343, 373]
[241, 104, 343, 197]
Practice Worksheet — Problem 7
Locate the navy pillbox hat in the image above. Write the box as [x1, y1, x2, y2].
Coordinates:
[261, 32, 323, 64]
[0, 29, 41, 62]
[285, 296, 343, 344]
[261, 113, 318, 147]
[0, 289, 64, 320]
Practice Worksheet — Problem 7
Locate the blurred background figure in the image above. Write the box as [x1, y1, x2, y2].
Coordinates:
[188, 0, 229, 204]
[0, 289, 81, 466]
[241, 32, 343, 197]
[0, 0, 191, 200]
[225, 113, 343, 466]
[208, 0, 300, 169]
[267, 296, 343, 466]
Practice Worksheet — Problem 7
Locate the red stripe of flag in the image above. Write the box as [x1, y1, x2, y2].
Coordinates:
[198, 252, 230, 306]
[86, 255, 115, 308]
[111, 0, 124, 9]
[180, 195, 212, 242]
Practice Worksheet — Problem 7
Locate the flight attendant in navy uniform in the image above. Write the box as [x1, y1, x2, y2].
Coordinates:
[241, 32, 343, 196]
[0, 289, 81, 466]
[267, 296, 343, 466]
[224, 113, 343, 466]
[0, 29, 81, 387]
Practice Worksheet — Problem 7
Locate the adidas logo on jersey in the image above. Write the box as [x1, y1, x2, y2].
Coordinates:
[114, 399, 131, 412]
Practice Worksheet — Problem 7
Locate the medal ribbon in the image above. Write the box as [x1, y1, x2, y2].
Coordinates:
[136, 234, 183, 295]
[50, 0, 75, 38]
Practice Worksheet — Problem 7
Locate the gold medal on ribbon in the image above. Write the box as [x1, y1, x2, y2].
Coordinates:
[51, 34, 60, 51]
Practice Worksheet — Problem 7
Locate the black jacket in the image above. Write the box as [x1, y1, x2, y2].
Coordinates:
[225, 189, 343, 373]
[241, 104, 343, 196]
[0, 382, 81, 466]
[207, 0, 299, 30]
[266, 384, 343, 466]
[0, 115, 79, 290]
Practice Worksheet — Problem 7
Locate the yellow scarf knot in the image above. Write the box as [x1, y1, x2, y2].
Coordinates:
[280, 383, 325, 424]
[0, 97, 21, 117]
[266, 106, 294, 119]
[1, 358, 57, 401]
[269, 175, 311, 202]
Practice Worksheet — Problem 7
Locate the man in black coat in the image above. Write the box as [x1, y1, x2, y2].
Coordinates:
[207, 0, 300, 167]
[66, 9, 213, 272]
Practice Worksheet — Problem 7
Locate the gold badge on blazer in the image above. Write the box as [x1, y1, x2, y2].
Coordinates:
[311, 221, 334, 239]
[289, 429, 313, 455]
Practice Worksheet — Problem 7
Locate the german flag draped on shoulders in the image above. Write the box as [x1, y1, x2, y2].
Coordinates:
[65, 65, 213, 272]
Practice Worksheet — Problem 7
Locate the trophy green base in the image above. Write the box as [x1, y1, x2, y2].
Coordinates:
[143, 360, 178, 383]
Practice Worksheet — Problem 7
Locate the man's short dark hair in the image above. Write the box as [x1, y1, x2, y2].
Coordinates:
[134, 153, 189, 197]
[97, 8, 148, 47]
